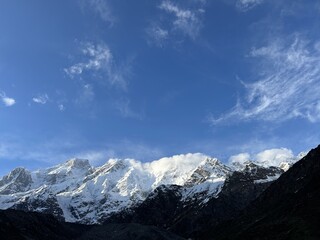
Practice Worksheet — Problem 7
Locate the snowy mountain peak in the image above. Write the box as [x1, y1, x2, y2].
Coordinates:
[243, 161, 261, 171]
[65, 158, 91, 169]
[7, 167, 28, 179]
[42, 158, 92, 176]
[230, 160, 252, 171]
[104, 158, 132, 172]
[199, 157, 231, 173]
[185, 157, 231, 187]
[198, 157, 219, 168]
[0, 167, 32, 194]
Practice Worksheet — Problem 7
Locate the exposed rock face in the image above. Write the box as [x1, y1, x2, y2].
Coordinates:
[184, 158, 231, 186]
[0, 168, 32, 194]
[12, 191, 65, 221]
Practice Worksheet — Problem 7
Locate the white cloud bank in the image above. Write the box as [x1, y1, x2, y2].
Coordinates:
[229, 148, 305, 169]
[0, 91, 16, 107]
[211, 35, 320, 124]
[255, 148, 295, 166]
[229, 152, 251, 165]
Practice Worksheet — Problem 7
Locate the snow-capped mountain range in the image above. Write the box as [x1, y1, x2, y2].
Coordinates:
[0, 152, 302, 224]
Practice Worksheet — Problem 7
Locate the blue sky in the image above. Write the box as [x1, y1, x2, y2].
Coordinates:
[1, 0, 320, 175]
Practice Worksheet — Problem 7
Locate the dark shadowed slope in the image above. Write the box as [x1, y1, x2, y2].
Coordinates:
[168, 164, 282, 238]
[203, 145, 320, 240]
[0, 209, 85, 240]
[0, 209, 185, 240]
[77, 223, 185, 240]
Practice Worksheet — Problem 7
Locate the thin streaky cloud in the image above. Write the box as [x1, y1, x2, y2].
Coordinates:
[65, 42, 129, 90]
[236, 0, 264, 12]
[76, 83, 95, 104]
[114, 98, 144, 120]
[159, 0, 204, 40]
[80, 0, 115, 26]
[32, 94, 49, 104]
[105, 140, 164, 162]
[64, 42, 112, 78]
[146, 24, 169, 47]
[0, 137, 163, 168]
[211, 35, 320, 124]
[147, 0, 206, 46]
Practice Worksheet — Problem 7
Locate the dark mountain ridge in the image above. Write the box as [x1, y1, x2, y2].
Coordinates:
[202, 144, 320, 240]
[0, 209, 185, 240]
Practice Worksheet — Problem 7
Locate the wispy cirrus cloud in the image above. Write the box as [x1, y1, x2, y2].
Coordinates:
[32, 94, 49, 104]
[58, 104, 65, 111]
[236, 0, 264, 11]
[74, 141, 164, 165]
[80, 0, 115, 26]
[211, 35, 320, 124]
[104, 140, 165, 162]
[148, 0, 206, 46]
[114, 98, 144, 120]
[0, 137, 71, 168]
[31, 92, 68, 112]
[0, 91, 15, 107]
[0, 136, 164, 173]
[77, 83, 95, 104]
[64, 42, 112, 77]
[146, 24, 169, 48]
[159, 0, 203, 39]
[65, 42, 129, 90]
